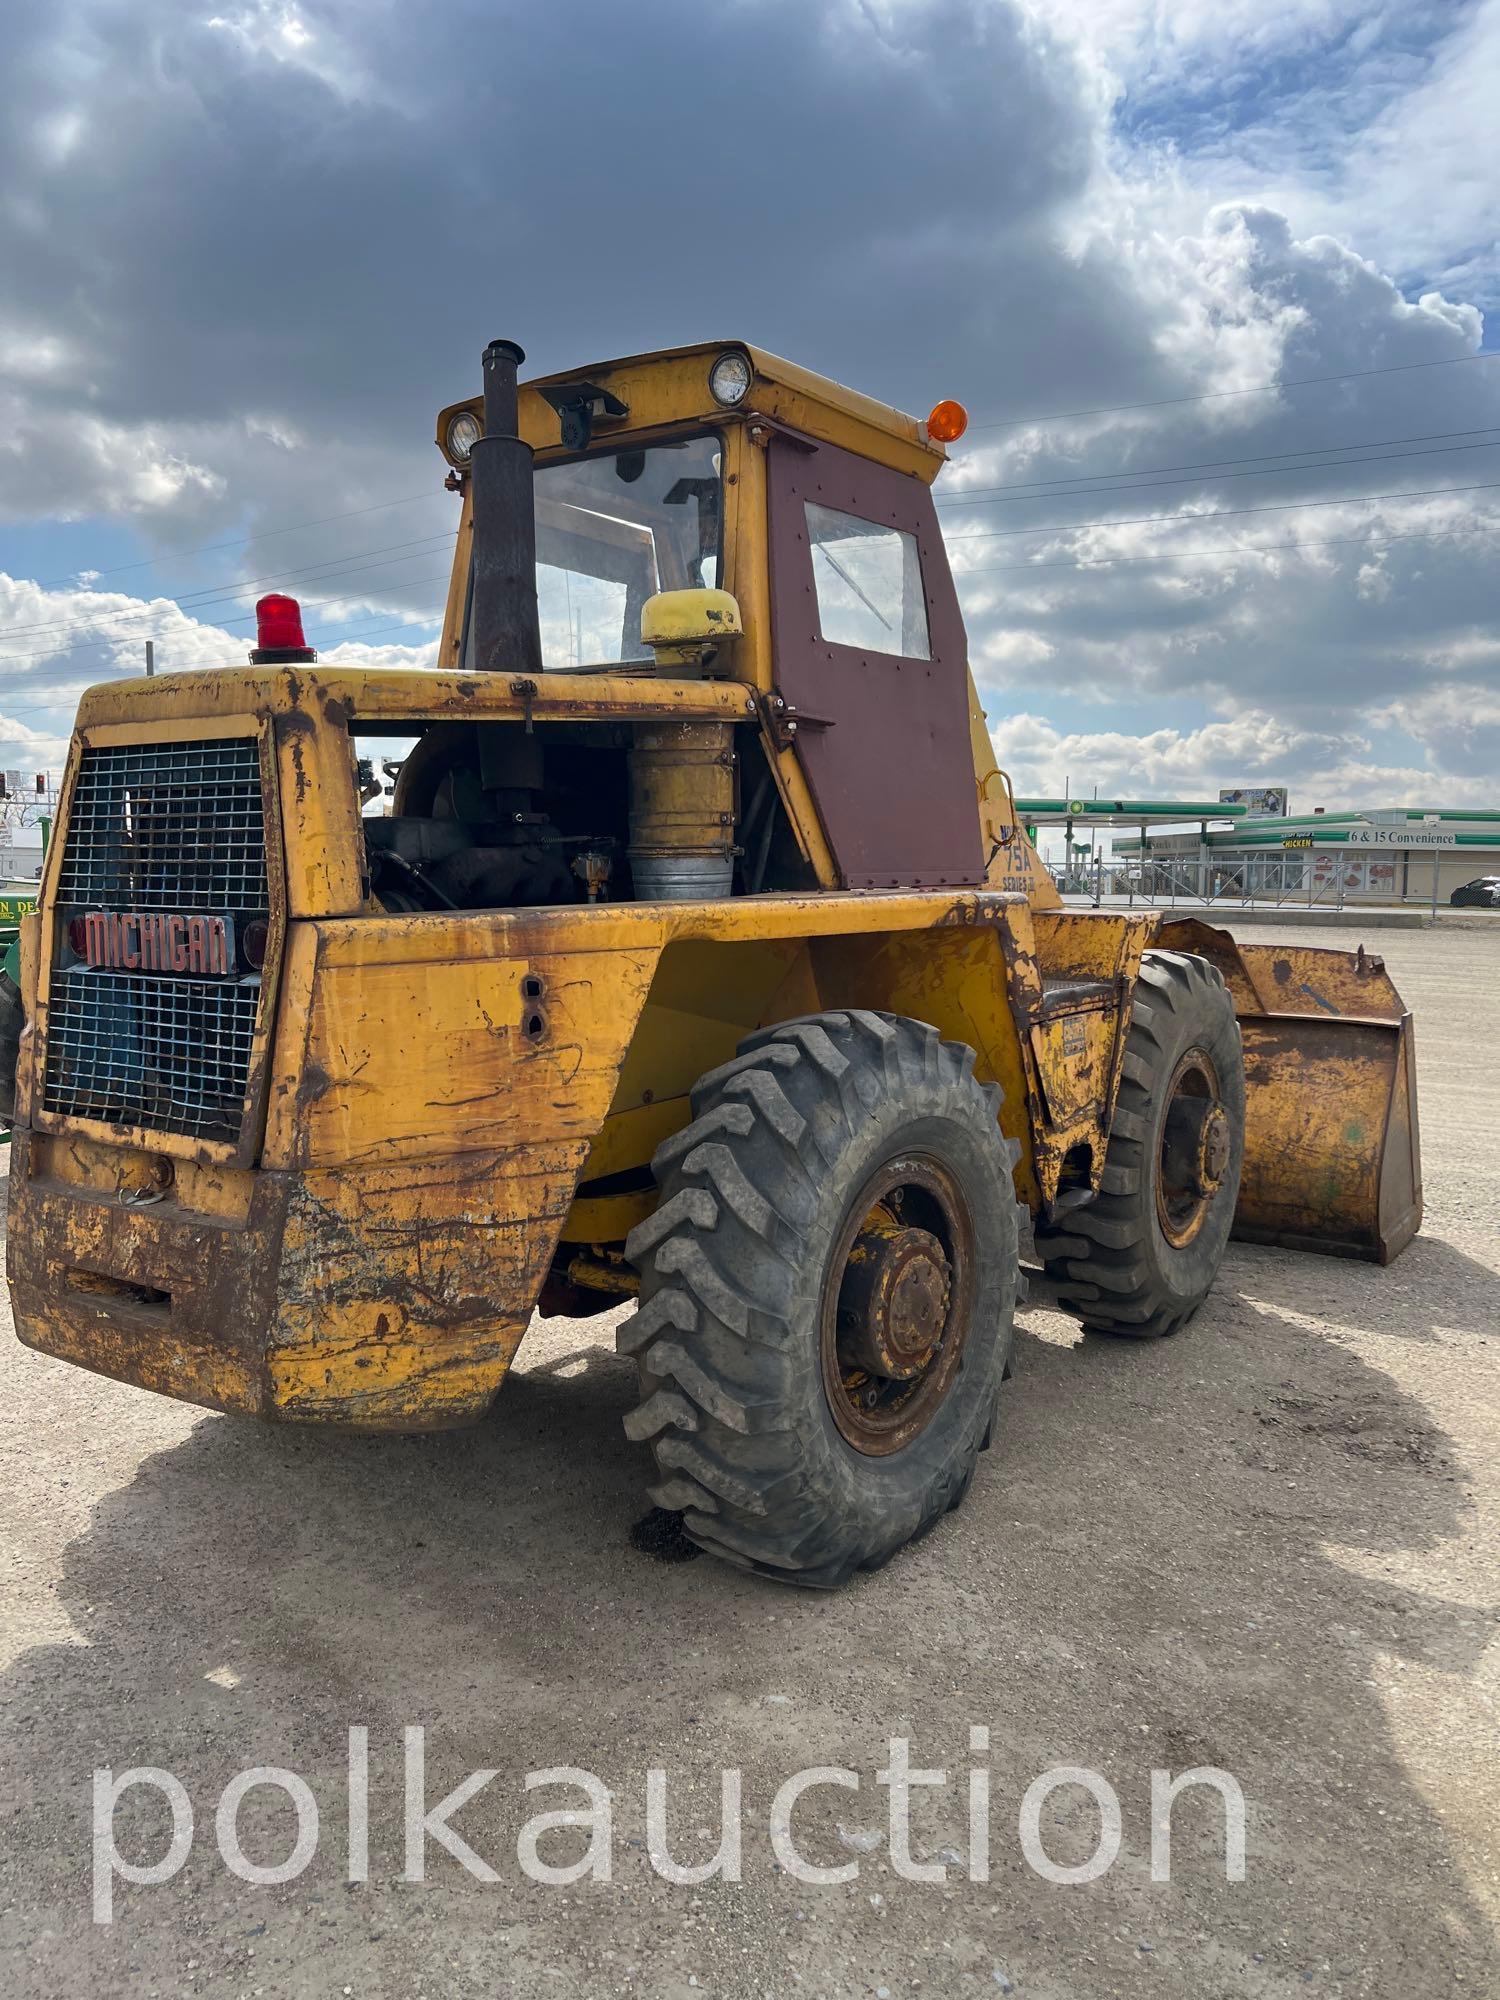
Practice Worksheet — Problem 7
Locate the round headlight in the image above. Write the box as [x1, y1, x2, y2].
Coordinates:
[445, 410, 482, 464]
[709, 351, 752, 407]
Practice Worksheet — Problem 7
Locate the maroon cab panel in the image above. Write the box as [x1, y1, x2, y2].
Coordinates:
[766, 432, 982, 890]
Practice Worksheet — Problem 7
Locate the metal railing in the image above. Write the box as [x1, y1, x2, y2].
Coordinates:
[1054, 854, 1442, 913]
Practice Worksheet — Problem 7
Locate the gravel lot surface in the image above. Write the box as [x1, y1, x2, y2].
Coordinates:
[1, 920, 1496, 1999]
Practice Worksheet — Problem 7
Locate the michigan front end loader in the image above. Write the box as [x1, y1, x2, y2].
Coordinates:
[5, 339, 1422, 1586]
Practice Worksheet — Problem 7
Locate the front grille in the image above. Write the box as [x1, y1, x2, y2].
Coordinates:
[42, 971, 261, 1140]
[43, 737, 271, 1143]
[54, 738, 268, 912]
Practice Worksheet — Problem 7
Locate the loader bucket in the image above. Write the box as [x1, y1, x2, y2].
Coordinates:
[1155, 921, 1422, 1264]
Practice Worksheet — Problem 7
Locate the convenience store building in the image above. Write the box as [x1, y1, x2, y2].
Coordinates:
[1115, 808, 1500, 905]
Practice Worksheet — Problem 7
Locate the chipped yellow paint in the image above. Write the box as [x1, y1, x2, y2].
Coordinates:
[562, 1188, 660, 1243]
[1155, 919, 1422, 1263]
[7, 343, 1422, 1435]
[729, 432, 839, 884]
[577, 1096, 693, 1184]
[282, 943, 659, 1168]
[1029, 1008, 1118, 1129]
[12, 911, 40, 1127]
[70, 662, 758, 735]
[28, 1132, 257, 1224]
[267, 1150, 585, 1427]
[812, 921, 1043, 1199]
[968, 673, 1059, 910]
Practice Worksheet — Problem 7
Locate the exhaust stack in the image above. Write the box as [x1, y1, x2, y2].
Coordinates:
[468, 339, 543, 677]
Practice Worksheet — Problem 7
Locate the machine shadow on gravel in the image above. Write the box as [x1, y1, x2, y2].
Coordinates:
[0, 1283, 1493, 1991]
[1218, 1232, 1500, 1344]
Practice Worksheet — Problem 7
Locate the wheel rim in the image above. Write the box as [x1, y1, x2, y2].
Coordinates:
[1155, 1047, 1231, 1248]
[820, 1154, 975, 1457]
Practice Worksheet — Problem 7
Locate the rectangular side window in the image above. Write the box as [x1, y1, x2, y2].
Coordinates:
[805, 502, 930, 660]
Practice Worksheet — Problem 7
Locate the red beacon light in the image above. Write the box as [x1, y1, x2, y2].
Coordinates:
[250, 593, 316, 665]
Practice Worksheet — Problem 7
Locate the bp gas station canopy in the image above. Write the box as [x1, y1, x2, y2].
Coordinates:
[1014, 799, 1248, 838]
[1017, 800, 1500, 852]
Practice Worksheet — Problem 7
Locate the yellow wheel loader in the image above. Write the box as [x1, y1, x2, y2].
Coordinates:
[5, 339, 1422, 1586]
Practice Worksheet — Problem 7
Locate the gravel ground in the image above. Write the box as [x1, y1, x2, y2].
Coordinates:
[1, 921, 1496, 1999]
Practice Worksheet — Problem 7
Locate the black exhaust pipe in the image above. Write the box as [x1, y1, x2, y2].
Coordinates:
[468, 338, 543, 676]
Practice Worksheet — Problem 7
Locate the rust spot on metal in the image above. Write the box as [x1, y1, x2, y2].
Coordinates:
[298, 1058, 336, 1105]
[277, 709, 316, 806]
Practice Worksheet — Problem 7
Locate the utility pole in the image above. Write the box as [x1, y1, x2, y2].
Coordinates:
[144, 640, 155, 677]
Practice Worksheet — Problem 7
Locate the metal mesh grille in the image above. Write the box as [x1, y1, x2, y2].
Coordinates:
[43, 737, 270, 1142]
[43, 971, 261, 1140]
[54, 738, 269, 912]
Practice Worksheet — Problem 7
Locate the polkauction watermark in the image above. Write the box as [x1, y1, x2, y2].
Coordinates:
[92, 1728, 1246, 1922]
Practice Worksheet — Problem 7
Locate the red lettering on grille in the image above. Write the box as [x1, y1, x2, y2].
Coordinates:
[76, 912, 230, 977]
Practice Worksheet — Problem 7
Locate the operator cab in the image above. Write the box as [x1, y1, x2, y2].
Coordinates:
[363, 339, 985, 913]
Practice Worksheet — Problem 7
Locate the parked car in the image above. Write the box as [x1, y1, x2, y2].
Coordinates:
[1449, 876, 1500, 908]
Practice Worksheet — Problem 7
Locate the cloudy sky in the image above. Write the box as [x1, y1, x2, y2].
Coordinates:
[2, 0, 1497, 825]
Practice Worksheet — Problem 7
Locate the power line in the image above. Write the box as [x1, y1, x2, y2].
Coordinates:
[942, 478, 1500, 544]
[0, 531, 459, 644]
[936, 425, 1500, 504]
[10, 441, 1490, 651]
[961, 347, 1500, 434]
[952, 521, 1497, 581]
[0, 571, 454, 669]
[9, 346, 1497, 604]
[0, 534, 454, 644]
[7, 475, 1497, 664]
[933, 436, 1500, 515]
[0, 609, 451, 725]
[0, 576, 451, 670]
[2, 346, 1495, 688]
[29, 490, 445, 592]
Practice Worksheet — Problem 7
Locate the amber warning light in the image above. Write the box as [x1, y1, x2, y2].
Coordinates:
[926, 399, 968, 445]
[250, 592, 316, 665]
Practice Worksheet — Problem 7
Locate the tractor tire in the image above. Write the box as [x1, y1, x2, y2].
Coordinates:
[0, 968, 22, 1128]
[1036, 950, 1244, 1339]
[619, 1011, 1020, 1588]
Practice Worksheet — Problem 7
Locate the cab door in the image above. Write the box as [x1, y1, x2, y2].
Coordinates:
[766, 432, 982, 890]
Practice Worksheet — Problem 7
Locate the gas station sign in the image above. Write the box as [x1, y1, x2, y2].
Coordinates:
[1345, 827, 1456, 849]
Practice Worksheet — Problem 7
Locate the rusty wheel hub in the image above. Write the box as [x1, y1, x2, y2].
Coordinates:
[839, 1216, 953, 1381]
[821, 1157, 975, 1456]
[1156, 1049, 1229, 1246]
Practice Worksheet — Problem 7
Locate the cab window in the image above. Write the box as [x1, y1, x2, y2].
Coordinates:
[461, 434, 723, 672]
[805, 502, 930, 659]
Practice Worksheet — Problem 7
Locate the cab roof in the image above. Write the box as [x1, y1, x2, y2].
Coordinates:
[436, 340, 950, 485]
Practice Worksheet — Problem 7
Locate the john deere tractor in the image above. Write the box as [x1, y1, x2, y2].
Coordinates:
[5, 339, 1421, 1586]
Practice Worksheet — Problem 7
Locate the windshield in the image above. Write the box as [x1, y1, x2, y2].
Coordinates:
[461, 434, 723, 672]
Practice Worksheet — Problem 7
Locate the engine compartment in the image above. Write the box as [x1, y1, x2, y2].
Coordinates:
[362, 721, 628, 912]
[356, 718, 813, 912]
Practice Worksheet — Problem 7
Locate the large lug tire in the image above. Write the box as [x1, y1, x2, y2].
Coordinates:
[619, 1011, 1021, 1588]
[1036, 950, 1244, 1339]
